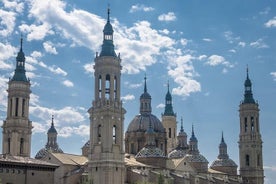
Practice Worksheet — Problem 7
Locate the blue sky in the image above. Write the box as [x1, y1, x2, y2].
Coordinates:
[0, 0, 276, 182]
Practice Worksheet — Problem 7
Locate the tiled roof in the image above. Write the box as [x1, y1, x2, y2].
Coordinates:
[51, 153, 88, 165]
[0, 154, 58, 168]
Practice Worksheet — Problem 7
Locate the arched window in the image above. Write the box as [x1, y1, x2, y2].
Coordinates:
[15, 98, 19, 117]
[105, 74, 110, 98]
[22, 99, 25, 117]
[98, 125, 102, 144]
[169, 128, 172, 138]
[114, 76, 117, 99]
[20, 138, 24, 154]
[244, 117, 248, 132]
[9, 99, 12, 117]
[8, 138, 11, 153]
[246, 154, 250, 166]
[257, 154, 261, 166]
[98, 75, 102, 98]
[113, 125, 116, 144]
[251, 117, 254, 132]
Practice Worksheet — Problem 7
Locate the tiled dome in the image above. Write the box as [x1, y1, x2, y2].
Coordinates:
[135, 146, 165, 158]
[211, 158, 237, 167]
[168, 149, 188, 159]
[183, 154, 208, 163]
[127, 114, 165, 133]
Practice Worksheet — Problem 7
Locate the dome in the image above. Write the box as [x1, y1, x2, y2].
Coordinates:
[35, 147, 63, 159]
[168, 149, 188, 159]
[183, 154, 208, 163]
[48, 125, 57, 134]
[135, 146, 165, 158]
[211, 158, 237, 167]
[127, 114, 165, 133]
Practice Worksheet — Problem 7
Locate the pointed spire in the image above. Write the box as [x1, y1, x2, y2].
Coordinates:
[100, 6, 116, 57]
[11, 36, 28, 82]
[164, 80, 175, 116]
[144, 74, 147, 93]
[190, 124, 198, 142]
[48, 115, 57, 134]
[243, 66, 255, 104]
[107, 4, 110, 22]
[140, 74, 152, 114]
[180, 117, 184, 132]
[221, 131, 225, 143]
[20, 33, 23, 52]
[218, 131, 228, 159]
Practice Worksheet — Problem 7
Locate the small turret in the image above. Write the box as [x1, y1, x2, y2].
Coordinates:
[11, 36, 28, 82]
[243, 67, 255, 104]
[99, 7, 116, 57]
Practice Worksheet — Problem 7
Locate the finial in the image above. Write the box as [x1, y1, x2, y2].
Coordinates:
[221, 131, 225, 143]
[246, 65, 249, 79]
[180, 117, 184, 132]
[144, 73, 147, 93]
[192, 124, 195, 136]
[51, 115, 54, 126]
[20, 33, 23, 51]
[107, 4, 110, 22]
[167, 80, 170, 92]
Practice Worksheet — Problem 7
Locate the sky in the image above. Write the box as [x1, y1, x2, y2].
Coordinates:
[0, 0, 276, 183]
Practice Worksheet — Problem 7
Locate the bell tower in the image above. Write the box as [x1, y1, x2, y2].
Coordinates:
[162, 82, 177, 153]
[239, 68, 264, 184]
[2, 37, 32, 157]
[88, 8, 126, 184]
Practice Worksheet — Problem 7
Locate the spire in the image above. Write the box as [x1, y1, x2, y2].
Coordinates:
[144, 74, 147, 93]
[140, 75, 152, 114]
[180, 117, 184, 132]
[99, 6, 116, 57]
[243, 66, 255, 104]
[189, 124, 199, 154]
[164, 81, 175, 116]
[218, 131, 229, 159]
[11, 36, 28, 82]
[48, 115, 57, 134]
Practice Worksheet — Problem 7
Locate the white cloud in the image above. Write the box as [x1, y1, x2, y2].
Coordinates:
[62, 79, 74, 87]
[83, 62, 94, 75]
[48, 65, 67, 76]
[229, 49, 236, 53]
[19, 23, 54, 41]
[167, 54, 201, 96]
[0, 76, 8, 111]
[250, 39, 269, 49]
[156, 103, 165, 108]
[180, 38, 188, 46]
[203, 38, 212, 42]
[0, 9, 16, 36]
[129, 4, 154, 13]
[59, 125, 89, 138]
[238, 42, 246, 47]
[265, 17, 276, 28]
[158, 12, 176, 22]
[121, 94, 135, 101]
[2, 0, 24, 13]
[43, 41, 58, 55]
[0, 42, 17, 70]
[271, 72, 276, 81]
[32, 121, 47, 134]
[29, 105, 86, 125]
[224, 31, 240, 44]
[206, 55, 233, 68]
[159, 29, 170, 35]
[124, 81, 142, 89]
[264, 166, 276, 171]
[198, 55, 207, 60]
[259, 7, 270, 15]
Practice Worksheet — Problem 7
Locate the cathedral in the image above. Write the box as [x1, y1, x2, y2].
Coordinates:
[0, 8, 264, 184]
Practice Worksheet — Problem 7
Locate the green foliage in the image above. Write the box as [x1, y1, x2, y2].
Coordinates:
[158, 173, 165, 184]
